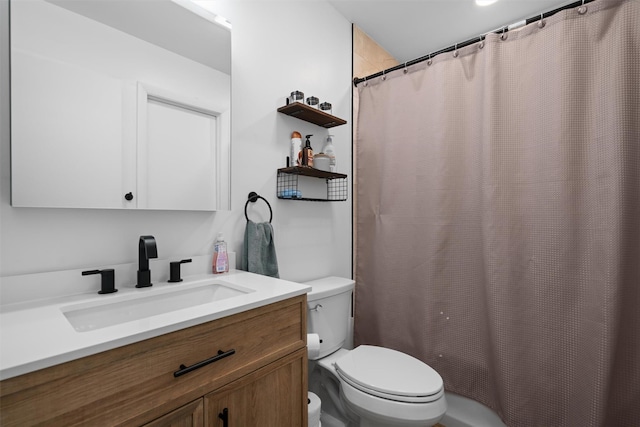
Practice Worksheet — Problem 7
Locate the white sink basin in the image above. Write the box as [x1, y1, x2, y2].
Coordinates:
[61, 282, 252, 332]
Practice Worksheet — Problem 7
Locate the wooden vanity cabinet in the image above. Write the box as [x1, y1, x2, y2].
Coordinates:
[0, 295, 308, 427]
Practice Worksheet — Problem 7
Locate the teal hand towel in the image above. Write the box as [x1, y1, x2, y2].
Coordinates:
[241, 220, 279, 278]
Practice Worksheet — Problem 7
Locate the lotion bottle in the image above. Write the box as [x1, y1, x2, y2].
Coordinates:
[322, 135, 336, 172]
[212, 232, 229, 274]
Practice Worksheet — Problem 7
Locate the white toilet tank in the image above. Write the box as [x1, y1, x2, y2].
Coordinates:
[305, 277, 355, 360]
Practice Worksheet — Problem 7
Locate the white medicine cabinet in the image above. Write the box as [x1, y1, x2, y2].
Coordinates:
[9, 0, 231, 211]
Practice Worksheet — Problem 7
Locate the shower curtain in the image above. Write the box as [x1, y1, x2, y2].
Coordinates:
[354, 1, 639, 426]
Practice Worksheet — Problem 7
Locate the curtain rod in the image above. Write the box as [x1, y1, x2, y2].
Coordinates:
[353, 0, 595, 87]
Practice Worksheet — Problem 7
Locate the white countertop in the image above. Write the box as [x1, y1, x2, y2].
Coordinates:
[0, 270, 310, 381]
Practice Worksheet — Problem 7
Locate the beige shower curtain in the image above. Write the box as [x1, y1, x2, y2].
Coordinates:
[354, 1, 640, 426]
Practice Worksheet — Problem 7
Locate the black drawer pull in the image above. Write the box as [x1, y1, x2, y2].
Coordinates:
[219, 408, 229, 427]
[173, 349, 236, 377]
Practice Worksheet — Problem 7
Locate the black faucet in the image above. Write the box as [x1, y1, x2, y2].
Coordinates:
[136, 235, 158, 288]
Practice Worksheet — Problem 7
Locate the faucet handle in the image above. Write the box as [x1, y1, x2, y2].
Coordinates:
[82, 269, 117, 295]
[168, 259, 193, 283]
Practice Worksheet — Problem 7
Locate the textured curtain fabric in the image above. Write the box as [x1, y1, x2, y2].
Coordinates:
[354, 1, 640, 426]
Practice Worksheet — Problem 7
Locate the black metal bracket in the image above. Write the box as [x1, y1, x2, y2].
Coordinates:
[173, 349, 236, 378]
[244, 192, 273, 223]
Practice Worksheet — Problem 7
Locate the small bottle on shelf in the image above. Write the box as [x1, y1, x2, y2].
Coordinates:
[290, 131, 302, 167]
[322, 135, 336, 172]
[300, 134, 314, 167]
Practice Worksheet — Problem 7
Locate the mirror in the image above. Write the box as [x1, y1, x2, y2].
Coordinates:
[10, 0, 231, 210]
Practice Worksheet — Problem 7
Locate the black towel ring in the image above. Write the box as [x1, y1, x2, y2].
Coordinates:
[244, 192, 273, 223]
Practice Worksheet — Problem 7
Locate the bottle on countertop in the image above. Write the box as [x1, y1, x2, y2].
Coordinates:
[322, 135, 336, 172]
[212, 232, 229, 274]
[291, 131, 302, 167]
[301, 134, 314, 167]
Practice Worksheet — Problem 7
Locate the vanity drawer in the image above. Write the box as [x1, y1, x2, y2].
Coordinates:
[0, 295, 307, 427]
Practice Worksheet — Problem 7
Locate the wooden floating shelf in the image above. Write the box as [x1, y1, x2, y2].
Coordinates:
[277, 102, 347, 128]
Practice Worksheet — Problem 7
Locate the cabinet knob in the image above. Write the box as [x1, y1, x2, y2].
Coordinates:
[124, 192, 134, 201]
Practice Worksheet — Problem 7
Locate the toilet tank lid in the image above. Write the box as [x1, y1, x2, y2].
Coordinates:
[304, 276, 355, 302]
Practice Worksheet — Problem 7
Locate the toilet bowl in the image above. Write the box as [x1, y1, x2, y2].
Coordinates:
[306, 277, 447, 427]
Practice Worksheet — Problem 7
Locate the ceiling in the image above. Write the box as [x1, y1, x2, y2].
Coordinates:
[48, 0, 231, 74]
[328, 0, 575, 64]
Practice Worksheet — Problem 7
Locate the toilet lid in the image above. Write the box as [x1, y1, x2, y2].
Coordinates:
[334, 345, 443, 402]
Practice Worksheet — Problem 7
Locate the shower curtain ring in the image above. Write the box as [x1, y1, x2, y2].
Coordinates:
[427, 54, 432, 66]
[578, 0, 588, 14]
[453, 43, 459, 58]
[382, 69, 386, 81]
[538, 13, 546, 28]
[500, 27, 508, 40]
[363, 76, 368, 87]
[478, 34, 485, 49]
[403, 62, 408, 74]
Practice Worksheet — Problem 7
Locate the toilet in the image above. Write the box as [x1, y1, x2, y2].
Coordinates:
[306, 277, 447, 427]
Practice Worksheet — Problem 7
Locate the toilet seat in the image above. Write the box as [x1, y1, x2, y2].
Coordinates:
[334, 345, 444, 403]
[339, 375, 448, 425]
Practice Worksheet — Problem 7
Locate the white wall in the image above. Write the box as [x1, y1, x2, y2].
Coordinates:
[0, 0, 352, 283]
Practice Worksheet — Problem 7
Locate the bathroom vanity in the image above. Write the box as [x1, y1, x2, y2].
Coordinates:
[0, 270, 309, 426]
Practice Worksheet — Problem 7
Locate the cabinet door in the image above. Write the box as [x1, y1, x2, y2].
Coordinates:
[143, 398, 204, 427]
[204, 349, 307, 427]
[11, 49, 127, 209]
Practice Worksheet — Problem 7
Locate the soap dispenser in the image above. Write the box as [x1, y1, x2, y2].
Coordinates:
[212, 233, 229, 274]
[301, 135, 314, 167]
[322, 135, 336, 172]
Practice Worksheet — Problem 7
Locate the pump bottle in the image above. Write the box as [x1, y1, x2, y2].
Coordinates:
[301, 134, 314, 167]
[322, 135, 336, 172]
[212, 232, 229, 274]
